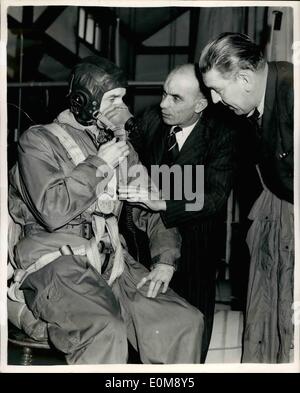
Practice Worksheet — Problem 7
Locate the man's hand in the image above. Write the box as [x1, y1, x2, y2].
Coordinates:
[118, 186, 166, 211]
[98, 138, 129, 168]
[137, 264, 175, 298]
[102, 104, 133, 128]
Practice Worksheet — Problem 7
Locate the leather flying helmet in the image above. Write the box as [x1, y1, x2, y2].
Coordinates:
[68, 56, 127, 126]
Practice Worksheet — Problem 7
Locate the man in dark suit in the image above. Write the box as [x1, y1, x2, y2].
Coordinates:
[199, 33, 294, 363]
[106, 64, 237, 362]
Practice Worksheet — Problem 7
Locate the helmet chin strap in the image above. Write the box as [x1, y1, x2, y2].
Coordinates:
[93, 110, 128, 142]
[94, 110, 116, 130]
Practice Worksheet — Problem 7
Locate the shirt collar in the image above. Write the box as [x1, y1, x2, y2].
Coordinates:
[172, 119, 199, 134]
[256, 85, 266, 118]
[247, 63, 268, 118]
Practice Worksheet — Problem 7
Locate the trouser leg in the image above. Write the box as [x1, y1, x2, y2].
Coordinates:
[110, 252, 204, 364]
[197, 275, 216, 363]
[172, 267, 216, 363]
[21, 256, 128, 364]
[172, 224, 219, 363]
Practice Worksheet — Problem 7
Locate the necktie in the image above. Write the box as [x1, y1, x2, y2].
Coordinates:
[247, 108, 263, 163]
[248, 108, 261, 133]
[167, 126, 182, 163]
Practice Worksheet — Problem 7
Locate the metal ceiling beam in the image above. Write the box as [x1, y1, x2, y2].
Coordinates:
[138, 45, 189, 55]
[8, 14, 78, 77]
[83, 6, 190, 45]
[33, 6, 67, 31]
[136, 7, 190, 43]
[42, 34, 78, 69]
[22, 6, 34, 27]
[188, 8, 200, 62]
[7, 14, 23, 34]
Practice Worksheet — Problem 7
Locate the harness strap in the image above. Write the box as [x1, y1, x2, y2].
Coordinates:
[12, 214, 125, 289]
[13, 245, 87, 287]
[102, 215, 124, 286]
[44, 122, 86, 165]
[36, 122, 124, 285]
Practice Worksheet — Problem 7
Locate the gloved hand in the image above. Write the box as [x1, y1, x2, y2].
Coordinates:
[102, 104, 133, 128]
[98, 138, 130, 169]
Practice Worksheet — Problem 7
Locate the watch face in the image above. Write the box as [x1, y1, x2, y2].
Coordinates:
[97, 192, 115, 214]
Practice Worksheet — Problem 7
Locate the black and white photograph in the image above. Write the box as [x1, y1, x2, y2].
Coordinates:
[0, 0, 299, 374]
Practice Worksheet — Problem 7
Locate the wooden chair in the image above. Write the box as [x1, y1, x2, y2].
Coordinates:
[8, 323, 66, 365]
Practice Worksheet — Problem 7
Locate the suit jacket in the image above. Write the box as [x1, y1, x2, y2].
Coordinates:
[128, 103, 237, 229]
[259, 61, 293, 204]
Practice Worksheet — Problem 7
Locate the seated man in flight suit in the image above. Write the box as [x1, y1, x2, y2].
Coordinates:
[7, 56, 203, 365]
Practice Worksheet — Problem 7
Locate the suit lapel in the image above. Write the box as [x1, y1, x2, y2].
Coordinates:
[150, 123, 170, 165]
[176, 116, 208, 165]
[263, 62, 277, 133]
[261, 63, 279, 154]
[148, 114, 209, 166]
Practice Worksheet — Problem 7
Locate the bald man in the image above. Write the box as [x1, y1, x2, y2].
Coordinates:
[105, 63, 238, 362]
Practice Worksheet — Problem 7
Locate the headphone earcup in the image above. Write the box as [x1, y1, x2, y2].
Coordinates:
[69, 90, 89, 114]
